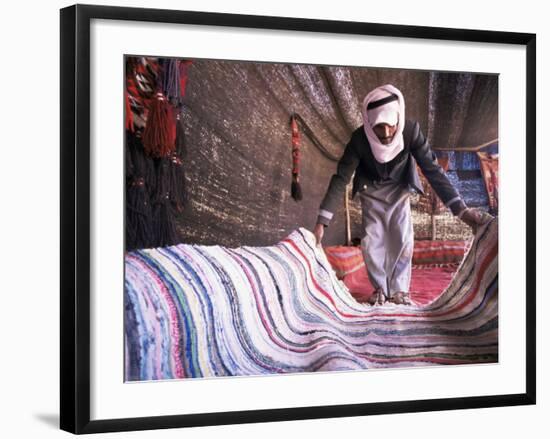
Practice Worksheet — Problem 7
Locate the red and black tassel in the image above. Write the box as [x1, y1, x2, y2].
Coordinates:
[142, 91, 177, 158]
[125, 56, 192, 250]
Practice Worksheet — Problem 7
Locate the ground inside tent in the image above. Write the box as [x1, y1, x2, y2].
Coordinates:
[341, 264, 459, 305]
[324, 240, 469, 305]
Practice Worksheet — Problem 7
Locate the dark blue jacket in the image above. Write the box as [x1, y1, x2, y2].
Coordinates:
[317, 119, 466, 227]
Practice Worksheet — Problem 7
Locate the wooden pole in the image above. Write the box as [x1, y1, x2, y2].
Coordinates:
[433, 138, 498, 152]
[431, 192, 437, 240]
[344, 184, 351, 246]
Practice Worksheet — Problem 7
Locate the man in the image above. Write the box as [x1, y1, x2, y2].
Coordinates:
[313, 84, 492, 306]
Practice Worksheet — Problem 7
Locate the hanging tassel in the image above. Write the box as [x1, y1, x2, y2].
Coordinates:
[127, 176, 153, 250]
[125, 132, 138, 250]
[147, 153, 181, 248]
[149, 117, 184, 246]
[129, 57, 190, 249]
[152, 59, 189, 217]
[162, 58, 181, 105]
[291, 174, 302, 201]
[152, 156, 171, 206]
[125, 130, 135, 179]
[290, 115, 303, 201]
[126, 132, 155, 250]
[142, 92, 177, 158]
[152, 200, 179, 247]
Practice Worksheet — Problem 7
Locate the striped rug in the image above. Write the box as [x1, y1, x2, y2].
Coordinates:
[124, 217, 498, 381]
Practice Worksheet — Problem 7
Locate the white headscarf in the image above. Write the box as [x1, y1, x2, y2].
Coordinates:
[361, 84, 406, 163]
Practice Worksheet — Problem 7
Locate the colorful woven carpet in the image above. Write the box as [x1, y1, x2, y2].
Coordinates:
[124, 218, 498, 381]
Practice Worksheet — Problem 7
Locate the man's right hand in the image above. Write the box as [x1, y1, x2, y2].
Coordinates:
[459, 208, 494, 234]
[313, 223, 325, 247]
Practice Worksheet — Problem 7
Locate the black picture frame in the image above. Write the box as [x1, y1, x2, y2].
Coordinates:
[60, 3, 536, 434]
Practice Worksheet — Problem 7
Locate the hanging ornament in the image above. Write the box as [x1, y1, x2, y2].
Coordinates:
[126, 56, 192, 250]
[152, 61, 190, 213]
[151, 200, 179, 248]
[142, 91, 177, 158]
[162, 58, 181, 105]
[126, 132, 155, 250]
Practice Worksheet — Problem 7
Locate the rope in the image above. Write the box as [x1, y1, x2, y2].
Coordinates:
[290, 113, 340, 162]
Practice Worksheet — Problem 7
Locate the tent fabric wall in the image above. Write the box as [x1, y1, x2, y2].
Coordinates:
[172, 59, 498, 247]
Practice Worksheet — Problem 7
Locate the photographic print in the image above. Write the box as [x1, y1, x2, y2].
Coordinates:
[123, 55, 498, 382]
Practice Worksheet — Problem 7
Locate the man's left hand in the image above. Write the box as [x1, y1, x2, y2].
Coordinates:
[459, 208, 494, 233]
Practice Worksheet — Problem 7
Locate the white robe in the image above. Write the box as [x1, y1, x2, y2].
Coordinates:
[359, 179, 414, 297]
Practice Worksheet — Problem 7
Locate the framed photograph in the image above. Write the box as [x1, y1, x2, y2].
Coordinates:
[60, 3, 536, 434]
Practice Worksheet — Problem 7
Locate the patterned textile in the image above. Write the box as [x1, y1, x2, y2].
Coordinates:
[126, 57, 160, 131]
[324, 246, 365, 278]
[412, 240, 470, 265]
[477, 152, 499, 213]
[325, 239, 469, 281]
[124, 218, 498, 381]
[415, 156, 450, 214]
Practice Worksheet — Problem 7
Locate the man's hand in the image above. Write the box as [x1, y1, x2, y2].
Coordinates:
[459, 208, 494, 233]
[313, 223, 325, 247]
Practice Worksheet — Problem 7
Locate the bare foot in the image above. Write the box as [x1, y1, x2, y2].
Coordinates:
[367, 289, 387, 306]
[389, 291, 412, 305]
